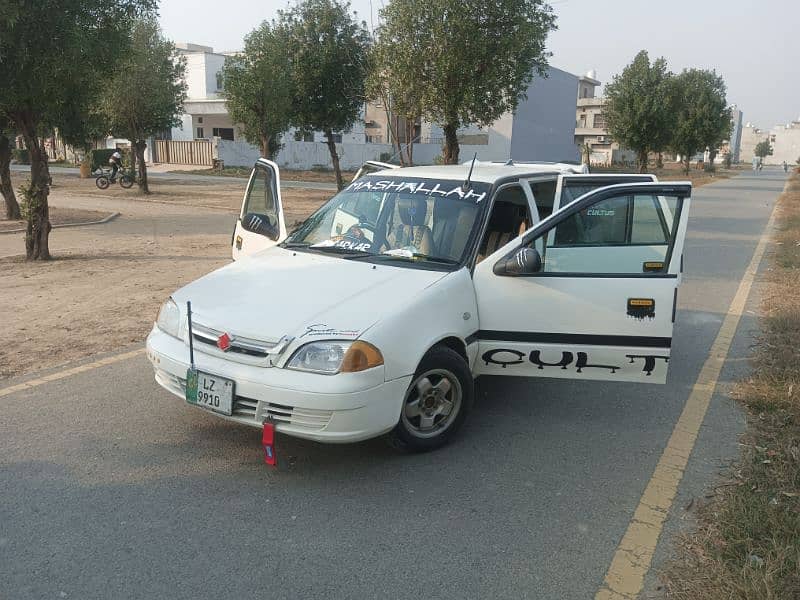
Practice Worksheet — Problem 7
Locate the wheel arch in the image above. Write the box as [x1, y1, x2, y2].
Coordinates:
[427, 335, 468, 363]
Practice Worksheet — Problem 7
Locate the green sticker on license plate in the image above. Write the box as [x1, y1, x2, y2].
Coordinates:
[185, 368, 198, 404]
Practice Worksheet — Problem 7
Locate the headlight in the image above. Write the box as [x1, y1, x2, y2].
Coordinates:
[156, 297, 181, 338]
[286, 340, 383, 374]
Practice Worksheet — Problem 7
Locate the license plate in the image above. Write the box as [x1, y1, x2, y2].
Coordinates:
[185, 368, 234, 416]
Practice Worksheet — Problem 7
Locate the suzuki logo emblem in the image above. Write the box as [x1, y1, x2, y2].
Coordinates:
[217, 332, 232, 351]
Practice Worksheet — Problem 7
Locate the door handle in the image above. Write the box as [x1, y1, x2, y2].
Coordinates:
[642, 261, 664, 273]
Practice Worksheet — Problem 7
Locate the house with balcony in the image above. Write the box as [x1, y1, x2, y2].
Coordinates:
[574, 71, 635, 166]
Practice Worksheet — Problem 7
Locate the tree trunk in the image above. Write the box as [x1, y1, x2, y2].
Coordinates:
[442, 123, 459, 165]
[405, 119, 415, 166]
[391, 115, 404, 166]
[707, 149, 717, 171]
[656, 152, 663, 169]
[130, 144, 137, 175]
[17, 117, 52, 260]
[324, 129, 343, 191]
[0, 134, 21, 220]
[259, 133, 272, 160]
[636, 149, 648, 173]
[134, 140, 149, 193]
[683, 155, 691, 175]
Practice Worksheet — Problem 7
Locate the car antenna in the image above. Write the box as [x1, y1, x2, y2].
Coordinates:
[462, 152, 478, 193]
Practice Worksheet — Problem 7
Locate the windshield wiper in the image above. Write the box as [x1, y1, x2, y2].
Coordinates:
[281, 241, 311, 248]
[309, 245, 371, 256]
[371, 252, 460, 265]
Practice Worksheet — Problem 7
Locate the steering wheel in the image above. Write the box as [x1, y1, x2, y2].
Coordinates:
[344, 224, 368, 241]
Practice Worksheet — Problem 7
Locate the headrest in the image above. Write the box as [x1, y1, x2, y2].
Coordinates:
[398, 197, 428, 226]
[487, 202, 517, 231]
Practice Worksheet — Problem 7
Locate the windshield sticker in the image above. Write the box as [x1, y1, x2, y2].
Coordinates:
[344, 179, 487, 203]
[300, 324, 360, 339]
[311, 239, 373, 252]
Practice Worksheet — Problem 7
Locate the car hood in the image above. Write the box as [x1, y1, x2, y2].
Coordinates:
[171, 247, 449, 342]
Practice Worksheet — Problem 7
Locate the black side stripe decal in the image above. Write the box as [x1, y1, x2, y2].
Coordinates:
[465, 332, 479, 346]
[477, 330, 671, 348]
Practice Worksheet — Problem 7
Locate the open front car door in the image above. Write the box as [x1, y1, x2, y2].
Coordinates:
[351, 160, 399, 182]
[231, 159, 287, 260]
[473, 182, 691, 384]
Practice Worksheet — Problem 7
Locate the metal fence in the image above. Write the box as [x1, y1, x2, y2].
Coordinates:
[153, 140, 213, 166]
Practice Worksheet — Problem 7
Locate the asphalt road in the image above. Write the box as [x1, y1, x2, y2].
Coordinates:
[0, 169, 786, 599]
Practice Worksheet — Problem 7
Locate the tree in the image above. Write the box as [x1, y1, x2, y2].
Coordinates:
[366, 38, 424, 166]
[101, 18, 186, 194]
[0, 113, 21, 219]
[669, 69, 730, 174]
[375, 0, 556, 165]
[604, 51, 674, 173]
[280, 0, 371, 190]
[222, 22, 293, 160]
[0, 0, 153, 259]
[754, 140, 773, 162]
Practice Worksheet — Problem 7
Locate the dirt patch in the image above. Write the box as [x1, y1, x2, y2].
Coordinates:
[0, 206, 114, 232]
[0, 172, 330, 380]
[38, 173, 331, 224]
[171, 166, 358, 183]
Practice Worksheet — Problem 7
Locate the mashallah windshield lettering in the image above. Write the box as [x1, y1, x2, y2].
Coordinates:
[285, 177, 491, 266]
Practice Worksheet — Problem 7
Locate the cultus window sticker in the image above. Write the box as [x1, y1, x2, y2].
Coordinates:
[344, 179, 488, 204]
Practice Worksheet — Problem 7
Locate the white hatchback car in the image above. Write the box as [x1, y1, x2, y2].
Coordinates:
[146, 159, 691, 451]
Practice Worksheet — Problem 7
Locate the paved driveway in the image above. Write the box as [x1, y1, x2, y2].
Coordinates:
[0, 170, 786, 599]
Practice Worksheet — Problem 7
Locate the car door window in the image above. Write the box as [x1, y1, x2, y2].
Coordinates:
[535, 193, 683, 274]
[241, 166, 280, 240]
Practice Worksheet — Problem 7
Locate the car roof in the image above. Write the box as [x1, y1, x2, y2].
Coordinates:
[368, 161, 584, 183]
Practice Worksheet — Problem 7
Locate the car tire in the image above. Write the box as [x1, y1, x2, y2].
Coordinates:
[388, 345, 474, 452]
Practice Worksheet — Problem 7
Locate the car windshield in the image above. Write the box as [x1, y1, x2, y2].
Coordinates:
[284, 176, 492, 267]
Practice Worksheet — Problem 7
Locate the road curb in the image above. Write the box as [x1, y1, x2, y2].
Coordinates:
[0, 211, 120, 235]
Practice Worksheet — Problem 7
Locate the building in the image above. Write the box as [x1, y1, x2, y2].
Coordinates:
[573, 71, 635, 166]
[770, 120, 800, 165]
[728, 105, 743, 163]
[163, 44, 580, 169]
[170, 43, 237, 143]
[418, 66, 581, 164]
[739, 123, 770, 164]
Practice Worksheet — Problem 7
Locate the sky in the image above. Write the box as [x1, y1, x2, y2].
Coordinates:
[158, 0, 800, 129]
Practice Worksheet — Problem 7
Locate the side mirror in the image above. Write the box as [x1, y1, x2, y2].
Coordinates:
[493, 247, 542, 276]
[242, 212, 278, 240]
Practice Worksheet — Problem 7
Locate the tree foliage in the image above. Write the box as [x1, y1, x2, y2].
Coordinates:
[374, 0, 556, 165]
[604, 50, 674, 173]
[0, 0, 154, 259]
[279, 0, 371, 190]
[222, 22, 293, 160]
[755, 140, 773, 159]
[101, 17, 187, 194]
[670, 68, 730, 174]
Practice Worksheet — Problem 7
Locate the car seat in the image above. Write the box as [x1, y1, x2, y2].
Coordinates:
[385, 197, 433, 255]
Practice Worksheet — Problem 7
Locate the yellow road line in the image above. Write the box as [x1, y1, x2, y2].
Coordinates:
[595, 194, 781, 600]
[0, 348, 145, 398]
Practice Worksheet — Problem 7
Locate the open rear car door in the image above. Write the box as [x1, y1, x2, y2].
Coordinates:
[232, 159, 287, 260]
[473, 181, 691, 384]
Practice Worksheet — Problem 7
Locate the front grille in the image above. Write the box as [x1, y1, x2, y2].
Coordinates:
[233, 396, 333, 431]
[189, 323, 293, 363]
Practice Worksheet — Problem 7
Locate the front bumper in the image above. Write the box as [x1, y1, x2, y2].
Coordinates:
[146, 327, 411, 443]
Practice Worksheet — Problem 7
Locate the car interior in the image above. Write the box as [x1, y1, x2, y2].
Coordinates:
[476, 185, 532, 263]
